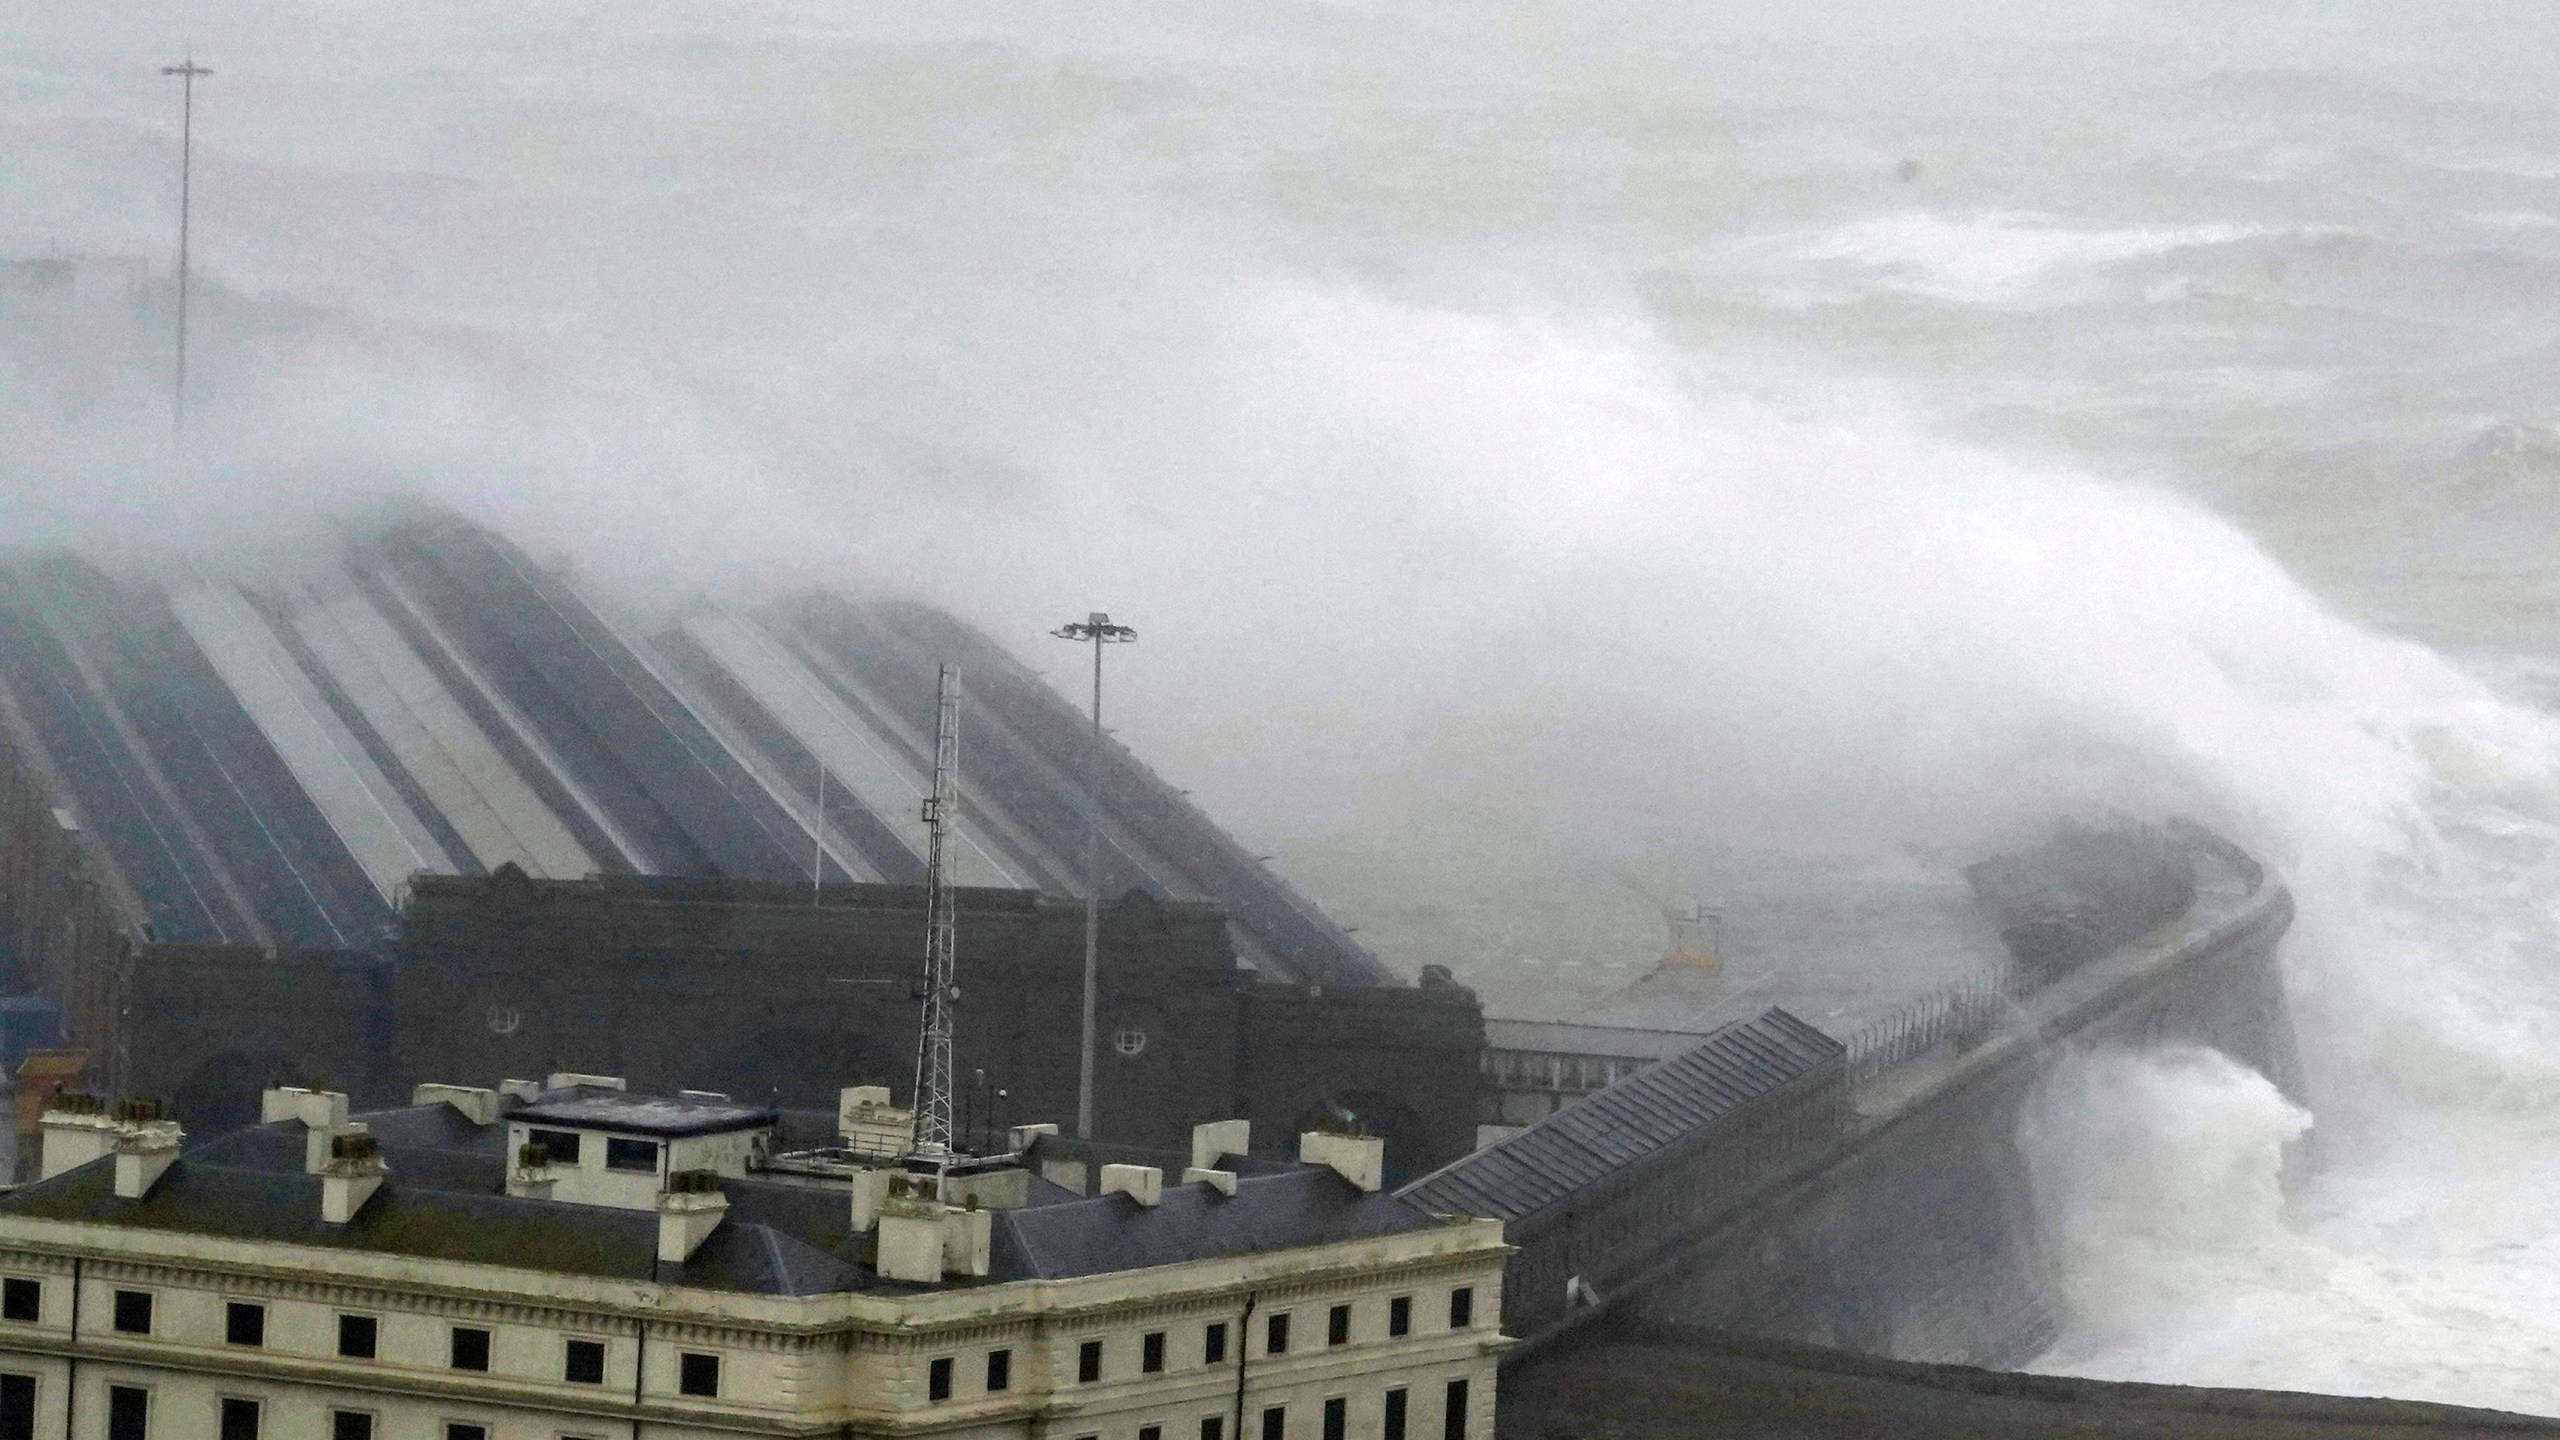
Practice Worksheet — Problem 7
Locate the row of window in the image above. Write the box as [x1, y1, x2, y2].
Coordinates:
[2, 1280, 722, 1398]
[924, 1287, 1477, 1400]
[1070, 1378, 1473, 1440]
[0, 1374, 608, 1440]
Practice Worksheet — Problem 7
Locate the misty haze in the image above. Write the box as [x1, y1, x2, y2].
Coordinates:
[7, 2, 2560, 1436]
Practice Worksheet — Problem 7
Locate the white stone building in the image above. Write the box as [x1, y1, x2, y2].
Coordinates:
[0, 1079, 1506, 1440]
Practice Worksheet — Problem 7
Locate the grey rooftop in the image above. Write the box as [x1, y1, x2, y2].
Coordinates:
[0, 1087, 1448, 1296]
[1401, 1008, 1843, 1225]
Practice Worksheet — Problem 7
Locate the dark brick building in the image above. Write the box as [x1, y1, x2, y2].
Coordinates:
[111, 869, 1484, 1183]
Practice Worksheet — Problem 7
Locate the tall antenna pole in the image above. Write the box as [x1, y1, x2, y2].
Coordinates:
[907, 664, 962, 1168]
[161, 58, 212, 442]
[1050, 612, 1136, 1139]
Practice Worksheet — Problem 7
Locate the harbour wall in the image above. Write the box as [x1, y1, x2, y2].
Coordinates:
[1628, 843, 2298, 1364]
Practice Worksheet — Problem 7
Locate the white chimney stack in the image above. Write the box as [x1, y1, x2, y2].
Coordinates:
[1183, 1166, 1238, 1197]
[37, 1095, 120, 1181]
[1299, 1131, 1384, 1194]
[1191, 1119, 1251, 1173]
[262, 1085, 349, 1129]
[657, 1172, 729, 1263]
[875, 1175, 948, 1284]
[412, 1083, 502, 1126]
[1100, 1164, 1163, 1207]
[111, 1120, 183, 1200]
[40, 1096, 183, 1196]
[320, 1130, 387, 1224]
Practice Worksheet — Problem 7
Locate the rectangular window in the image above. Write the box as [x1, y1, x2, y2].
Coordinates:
[1388, 1296, 1412, 1337]
[928, 1356, 953, 1402]
[1443, 1379, 1469, 1440]
[338, 1314, 378, 1359]
[1384, 1388, 1408, 1440]
[1323, 1397, 1347, 1440]
[225, 1301, 266, 1347]
[678, 1351, 720, 1397]
[443, 1425, 488, 1440]
[1261, 1405, 1286, 1440]
[111, 1289, 152, 1335]
[0, 1279, 36, 1323]
[1077, 1338, 1102, 1383]
[1448, 1288, 1474, 1329]
[105, 1386, 146, 1440]
[1140, 1428, 1162, 1440]
[1199, 1419, 1224, 1440]
[1327, 1305, 1350, 1347]
[0, 1373, 33, 1440]
[527, 1128, 583, 1164]
[986, 1348, 1012, 1392]
[329, 1413, 374, 1440]
[219, 1397, 260, 1440]
[1265, 1312, 1290, 1355]
[605, 1137, 660, 1172]
[565, 1338, 606, 1384]
[1203, 1322, 1228, 1365]
[450, 1326, 491, 1371]
[1142, 1330, 1166, 1373]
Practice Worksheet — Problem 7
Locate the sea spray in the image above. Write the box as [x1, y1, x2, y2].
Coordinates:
[2021, 1045, 2313, 1346]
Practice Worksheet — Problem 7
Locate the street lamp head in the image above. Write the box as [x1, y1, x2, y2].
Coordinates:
[1052, 615, 1138, 644]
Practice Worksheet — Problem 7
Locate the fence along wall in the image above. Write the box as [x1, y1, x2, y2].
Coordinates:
[1412, 825, 2298, 1367]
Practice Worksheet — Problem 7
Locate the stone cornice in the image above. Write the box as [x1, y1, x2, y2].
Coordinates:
[0, 1216, 1506, 1344]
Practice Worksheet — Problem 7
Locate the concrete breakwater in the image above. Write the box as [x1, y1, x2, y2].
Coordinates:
[1406, 824, 2301, 1367]
[1637, 829, 2297, 1362]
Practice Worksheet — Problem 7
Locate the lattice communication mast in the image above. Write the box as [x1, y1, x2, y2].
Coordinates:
[907, 664, 962, 1168]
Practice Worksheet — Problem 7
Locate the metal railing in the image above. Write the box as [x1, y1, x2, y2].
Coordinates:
[1844, 966, 2012, 1087]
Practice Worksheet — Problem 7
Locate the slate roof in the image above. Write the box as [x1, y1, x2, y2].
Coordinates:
[1398, 1008, 1843, 1225]
[0, 1091, 1449, 1296]
[1001, 1168, 1441, 1280]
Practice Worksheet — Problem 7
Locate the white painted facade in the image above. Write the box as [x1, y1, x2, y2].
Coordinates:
[0, 1205, 1506, 1440]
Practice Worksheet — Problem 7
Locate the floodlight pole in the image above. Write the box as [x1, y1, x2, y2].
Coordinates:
[1051, 611, 1136, 1139]
[161, 58, 212, 441]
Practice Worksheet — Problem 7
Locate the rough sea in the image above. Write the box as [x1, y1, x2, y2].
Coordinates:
[8, 0, 2560, 1414]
